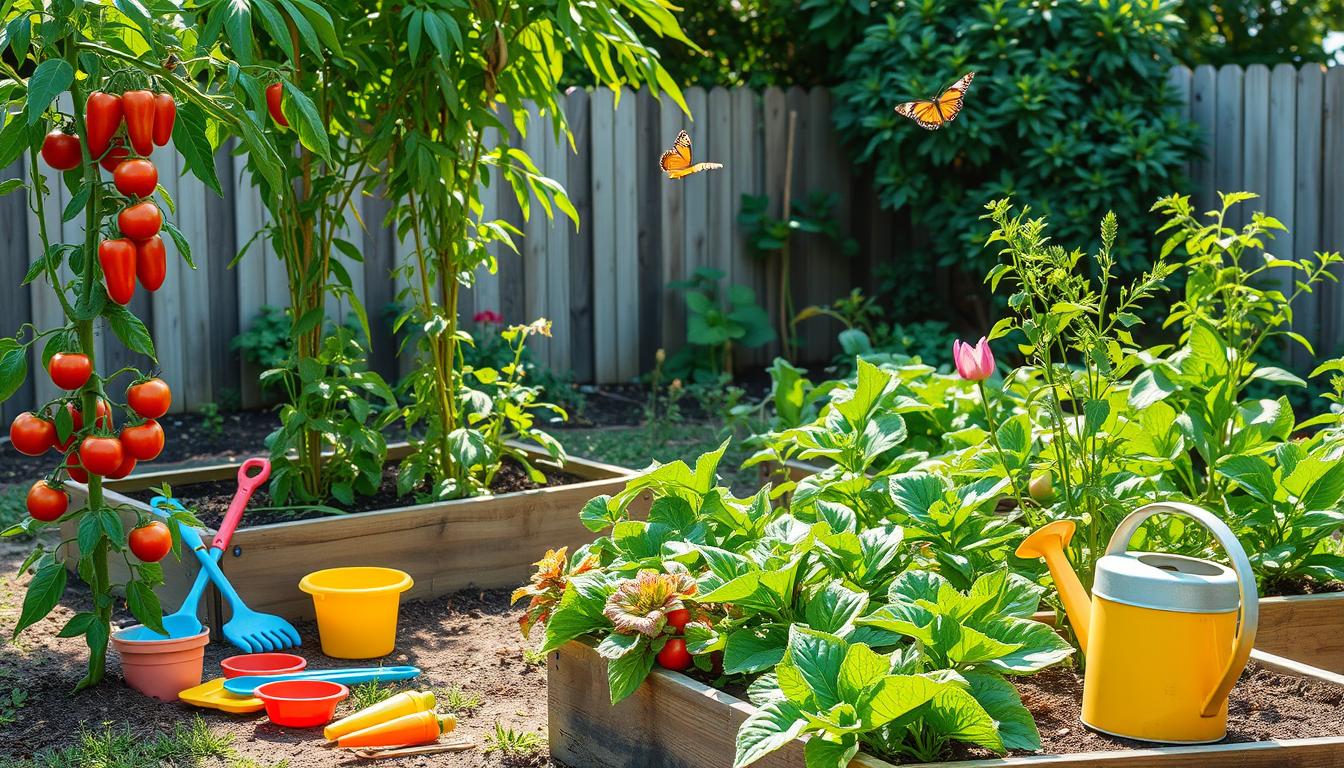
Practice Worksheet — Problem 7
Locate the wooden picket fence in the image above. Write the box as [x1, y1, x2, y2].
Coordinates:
[2, 63, 1343, 419]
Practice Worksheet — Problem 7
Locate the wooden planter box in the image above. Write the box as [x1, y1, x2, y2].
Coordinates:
[62, 442, 643, 625]
[549, 640, 1344, 768]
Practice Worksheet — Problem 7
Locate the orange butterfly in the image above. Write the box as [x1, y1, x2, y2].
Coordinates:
[894, 72, 975, 130]
[659, 131, 723, 180]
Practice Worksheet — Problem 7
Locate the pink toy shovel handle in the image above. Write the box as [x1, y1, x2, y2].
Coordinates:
[211, 458, 271, 551]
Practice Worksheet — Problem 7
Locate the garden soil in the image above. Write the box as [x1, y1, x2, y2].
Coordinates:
[0, 534, 559, 767]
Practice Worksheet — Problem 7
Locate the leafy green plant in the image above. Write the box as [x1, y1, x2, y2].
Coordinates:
[0, 0, 290, 688]
[397, 319, 566, 500]
[439, 684, 483, 715]
[198, 402, 225, 440]
[264, 327, 396, 506]
[460, 311, 584, 414]
[818, 0, 1198, 292]
[797, 290, 957, 373]
[737, 570, 1070, 767]
[483, 722, 547, 760]
[1176, 1, 1344, 66]
[667, 267, 775, 381]
[231, 305, 292, 373]
[364, 0, 692, 501]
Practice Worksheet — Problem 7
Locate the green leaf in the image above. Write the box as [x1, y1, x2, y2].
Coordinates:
[723, 624, 789, 674]
[979, 617, 1074, 674]
[13, 561, 66, 637]
[0, 340, 28, 401]
[579, 494, 621, 532]
[784, 626, 847, 708]
[172, 102, 223, 197]
[923, 684, 1005, 755]
[1215, 455, 1276, 504]
[126, 579, 165, 635]
[804, 581, 869, 635]
[56, 611, 95, 638]
[606, 642, 655, 704]
[965, 671, 1041, 751]
[837, 642, 888, 703]
[1128, 366, 1176, 409]
[25, 59, 73, 125]
[281, 81, 333, 161]
[802, 737, 858, 768]
[861, 674, 943, 728]
[733, 699, 807, 768]
[541, 573, 614, 653]
[103, 303, 157, 359]
[77, 513, 104, 556]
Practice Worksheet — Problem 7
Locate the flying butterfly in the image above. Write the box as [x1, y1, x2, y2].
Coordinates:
[659, 130, 723, 180]
[894, 72, 975, 130]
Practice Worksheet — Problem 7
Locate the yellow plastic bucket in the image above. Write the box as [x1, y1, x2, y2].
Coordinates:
[299, 567, 414, 659]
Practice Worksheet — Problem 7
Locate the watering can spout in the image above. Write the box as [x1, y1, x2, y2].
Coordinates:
[1015, 520, 1091, 652]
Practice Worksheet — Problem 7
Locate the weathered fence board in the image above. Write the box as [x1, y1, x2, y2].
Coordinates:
[4, 65, 1344, 416]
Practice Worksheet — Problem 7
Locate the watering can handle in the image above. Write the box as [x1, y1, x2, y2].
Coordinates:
[1108, 501, 1258, 718]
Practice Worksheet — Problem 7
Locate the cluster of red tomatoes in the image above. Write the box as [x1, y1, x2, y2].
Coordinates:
[9, 354, 174, 562]
[40, 90, 174, 307]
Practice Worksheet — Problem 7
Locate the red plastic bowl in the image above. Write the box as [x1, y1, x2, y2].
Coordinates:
[255, 680, 349, 727]
[220, 652, 308, 679]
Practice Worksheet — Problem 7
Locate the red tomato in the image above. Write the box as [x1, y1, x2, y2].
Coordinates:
[666, 608, 692, 631]
[65, 450, 88, 483]
[79, 436, 124, 476]
[127, 378, 171, 419]
[9, 412, 56, 456]
[67, 399, 113, 432]
[128, 520, 171, 562]
[266, 83, 289, 127]
[117, 201, 162, 241]
[135, 235, 167, 291]
[120, 420, 164, 461]
[41, 130, 82, 171]
[122, 90, 155, 156]
[113, 158, 158, 198]
[85, 91, 123, 159]
[47, 353, 92, 390]
[98, 238, 137, 305]
[656, 638, 692, 671]
[107, 452, 137, 480]
[26, 480, 69, 522]
[152, 93, 176, 146]
[98, 137, 129, 173]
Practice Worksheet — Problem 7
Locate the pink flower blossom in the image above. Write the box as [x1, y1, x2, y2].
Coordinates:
[474, 309, 503, 325]
[952, 336, 995, 381]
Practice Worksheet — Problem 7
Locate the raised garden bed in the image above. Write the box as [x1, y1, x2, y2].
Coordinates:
[61, 442, 645, 625]
[548, 640, 1344, 768]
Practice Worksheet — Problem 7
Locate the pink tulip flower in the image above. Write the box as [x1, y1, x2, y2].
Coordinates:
[952, 336, 995, 381]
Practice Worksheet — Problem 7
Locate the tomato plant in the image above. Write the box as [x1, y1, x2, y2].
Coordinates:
[656, 638, 693, 671]
[0, 0, 298, 690]
[128, 521, 171, 563]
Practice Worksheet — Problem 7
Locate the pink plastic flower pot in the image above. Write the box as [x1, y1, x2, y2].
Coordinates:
[111, 626, 210, 702]
[221, 652, 308, 679]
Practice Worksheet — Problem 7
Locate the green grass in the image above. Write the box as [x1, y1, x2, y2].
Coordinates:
[13, 717, 235, 768]
[483, 721, 547, 759]
[0, 484, 31, 539]
[564, 422, 760, 492]
[439, 684, 482, 715]
[347, 680, 397, 711]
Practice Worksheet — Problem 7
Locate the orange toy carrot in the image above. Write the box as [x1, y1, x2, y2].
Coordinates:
[333, 711, 455, 748]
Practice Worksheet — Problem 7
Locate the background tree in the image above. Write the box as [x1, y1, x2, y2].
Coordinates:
[1174, 1, 1344, 66]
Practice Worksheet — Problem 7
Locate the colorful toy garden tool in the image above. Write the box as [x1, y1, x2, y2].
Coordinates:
[222, 665, 421, 695]
[150, 494, 302, 654]
[1016, 502, 1258, 744]
[178, 677, 266, 714]
[119, 459, 272, 641]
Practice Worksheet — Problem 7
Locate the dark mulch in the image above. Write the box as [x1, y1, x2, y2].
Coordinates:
[1263, 575, 1344, 596]
[928, 663, 1344, 762]
[0, 409, 280, 488]
[0, 532, 556, 766]
[128, 457, 584, 529]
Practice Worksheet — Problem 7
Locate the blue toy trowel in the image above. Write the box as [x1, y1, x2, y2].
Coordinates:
[120, 459, 272, 642]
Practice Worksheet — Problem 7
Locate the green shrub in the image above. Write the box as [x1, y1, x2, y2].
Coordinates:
[1175, 1, 1344, 66]
[818, 0, 1199, 280]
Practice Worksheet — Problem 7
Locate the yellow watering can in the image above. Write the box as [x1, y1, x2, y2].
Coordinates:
[1016, 502, 1258, 744]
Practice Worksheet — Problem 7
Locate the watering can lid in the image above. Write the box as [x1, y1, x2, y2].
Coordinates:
[1094, 551, 1240, 614]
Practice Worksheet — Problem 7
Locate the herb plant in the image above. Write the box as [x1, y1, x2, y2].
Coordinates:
[667, 267, 775, 382]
